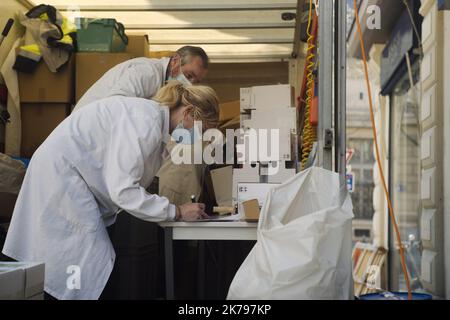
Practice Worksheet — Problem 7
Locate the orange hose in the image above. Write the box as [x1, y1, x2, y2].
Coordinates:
[353, 0, 412, 300]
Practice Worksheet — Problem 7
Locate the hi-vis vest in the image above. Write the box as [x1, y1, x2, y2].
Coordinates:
[13, 4, 76, 73]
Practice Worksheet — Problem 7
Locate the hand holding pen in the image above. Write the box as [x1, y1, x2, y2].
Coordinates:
[175, 195, 209, 221]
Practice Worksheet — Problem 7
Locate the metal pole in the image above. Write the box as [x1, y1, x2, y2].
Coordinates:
[317, 0, 333, 170]
[335, 0, 347, 186]
[334, 0, 339, 174]
[335, 0, 352, 300]
[317, 0, 334, 170]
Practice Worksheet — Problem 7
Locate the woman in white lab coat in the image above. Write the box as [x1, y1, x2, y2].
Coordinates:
[2, 81, 219, 300]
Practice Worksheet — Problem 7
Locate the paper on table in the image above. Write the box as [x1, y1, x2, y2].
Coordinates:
[199, 212, 244, 222]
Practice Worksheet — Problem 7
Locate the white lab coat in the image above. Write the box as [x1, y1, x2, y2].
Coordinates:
[2, 96, 176, 300]
[73, 57, 171, 111]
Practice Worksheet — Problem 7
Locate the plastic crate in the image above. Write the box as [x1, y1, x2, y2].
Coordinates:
[75, 18, 128, 53]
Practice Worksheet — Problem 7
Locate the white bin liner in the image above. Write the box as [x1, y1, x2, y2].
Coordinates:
[227, 167, 354, 300]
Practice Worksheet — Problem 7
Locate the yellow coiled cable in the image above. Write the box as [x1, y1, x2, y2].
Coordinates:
[301, 0, 317, 168]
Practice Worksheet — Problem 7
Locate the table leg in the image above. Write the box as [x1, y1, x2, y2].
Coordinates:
[198, 240, 206, 299]
[164, 227, 174, 300]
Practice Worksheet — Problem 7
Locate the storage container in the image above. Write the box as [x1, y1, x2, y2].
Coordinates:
[75, 18, 128, 53]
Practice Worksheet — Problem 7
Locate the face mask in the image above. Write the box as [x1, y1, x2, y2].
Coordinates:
[168, 63, 192, 86]
[173, 120, 200, 145]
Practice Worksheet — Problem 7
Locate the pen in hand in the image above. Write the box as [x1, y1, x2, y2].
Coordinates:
[190, 195, 210, 220]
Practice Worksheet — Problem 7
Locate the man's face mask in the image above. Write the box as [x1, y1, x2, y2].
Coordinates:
[168, 61, 192, 86]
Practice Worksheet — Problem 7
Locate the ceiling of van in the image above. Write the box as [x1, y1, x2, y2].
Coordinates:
[27, 0, 299, 62]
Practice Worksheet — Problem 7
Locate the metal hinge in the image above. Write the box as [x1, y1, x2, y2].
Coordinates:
[324, 128, 333, 150]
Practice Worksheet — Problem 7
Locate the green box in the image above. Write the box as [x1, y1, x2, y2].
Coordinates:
[75, 18, 128, 53]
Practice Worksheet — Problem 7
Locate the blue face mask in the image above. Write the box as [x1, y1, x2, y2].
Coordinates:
[168, 63, 192, 86]
[173, 120, 199, 145]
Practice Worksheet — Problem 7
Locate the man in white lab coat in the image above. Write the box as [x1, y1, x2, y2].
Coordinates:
[2, 81, 219, 300]
[73, 45, 209, 111]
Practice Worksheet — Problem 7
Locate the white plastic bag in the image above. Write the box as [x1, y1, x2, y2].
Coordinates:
[227, 167, 354, 300]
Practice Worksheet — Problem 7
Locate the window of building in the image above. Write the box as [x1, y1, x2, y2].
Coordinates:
[389, 62, 422, 292]
[348, 138, 375, 221]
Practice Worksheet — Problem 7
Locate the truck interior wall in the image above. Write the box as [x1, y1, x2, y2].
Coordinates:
[204, 62, 290, 103]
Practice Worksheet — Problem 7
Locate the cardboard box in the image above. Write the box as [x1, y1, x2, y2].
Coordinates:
[219, 100, 240, 122]
[240, 84, 294, 113]
[0, 266, 23, 299]
[219, 117, 240, 131]
[244, 107, 297, 161]
[241, 199, 260, 221]
[75, 52, 132, 102]
[210, 166, 233, 207]
[148, 51, 175, 59]
[235, 182, 276, 218]
[126, 34, 150, 58]
[0, 262, 45, 300]
[18, 54, 75, 103]
[21, 103, 69, 158]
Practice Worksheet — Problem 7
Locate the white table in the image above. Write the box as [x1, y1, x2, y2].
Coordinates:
[158, 221, 258, 300]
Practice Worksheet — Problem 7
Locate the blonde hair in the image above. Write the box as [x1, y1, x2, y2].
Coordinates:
[153, 80, 220, 129]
